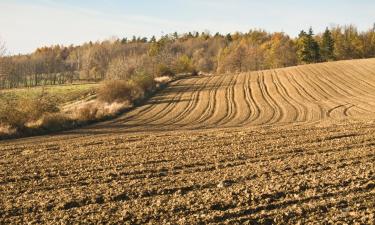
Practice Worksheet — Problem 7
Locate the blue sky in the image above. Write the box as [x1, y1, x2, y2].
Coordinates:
[1, 0, 374, 54]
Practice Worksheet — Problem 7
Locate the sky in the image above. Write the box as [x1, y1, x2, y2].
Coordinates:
[0, 0, 374, 55]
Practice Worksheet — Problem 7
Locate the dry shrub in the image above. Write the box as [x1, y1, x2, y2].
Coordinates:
[157, 64, 175, 77]
[0, 123, 17, 136]
[24, 95, 59, 121]
[132, 72, 155, 92]
[98, 102, 127, 117]
[75, 103, 99, 121]
[154, 76, 172, 84]
[73, 101, 128, 122]
[0, 103, 28, 130]
[0, 93, 59, 131]
[97, 80, 143, 103]
[39, 113, 74, 131]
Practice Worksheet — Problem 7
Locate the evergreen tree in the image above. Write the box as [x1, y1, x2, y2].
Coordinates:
[225, 33, 233, 42]
[308, 28, 321, 62]
[187, 32, 194, 38]
[296, 28, 321, 64]
[173, 32, 178, 40]
[120, 38, 127, 44]
[320, 27, 335, 61]
[296, 30, 310, 63]
[149, 36, 156, 43]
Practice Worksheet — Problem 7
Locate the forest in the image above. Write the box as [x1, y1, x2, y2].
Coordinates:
[0, 24, 375, 89]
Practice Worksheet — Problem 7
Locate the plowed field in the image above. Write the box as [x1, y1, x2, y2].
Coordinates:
[1, 59, 374, 224]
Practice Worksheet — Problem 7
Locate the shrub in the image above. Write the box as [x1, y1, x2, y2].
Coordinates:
[157, 64, 175, 76]
[24, 94, 60, 122]
[75, 103, 99, 121]
[0, 123, 17, 136]
[0, 93, 60, 130]
[175, 55, 195, 74]
[132, 71, 155, 93]
[97, 80, 143, 103]
[39, 113, 74, 131]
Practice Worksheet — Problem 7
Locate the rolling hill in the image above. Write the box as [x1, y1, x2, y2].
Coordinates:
[100, 58, 375, 131]
[1, 59, 374, 224]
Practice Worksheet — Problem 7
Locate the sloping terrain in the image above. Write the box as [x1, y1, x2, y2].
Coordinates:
[1, 59, 375, 224]
[102, 58, 375, 131]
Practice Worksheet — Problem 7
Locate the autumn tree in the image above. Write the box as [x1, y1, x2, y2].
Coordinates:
[331, 25, 364, 60]
[262, 33, 297, 68]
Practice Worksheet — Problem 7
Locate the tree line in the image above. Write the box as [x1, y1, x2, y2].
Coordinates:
[0, 24, 375, 89]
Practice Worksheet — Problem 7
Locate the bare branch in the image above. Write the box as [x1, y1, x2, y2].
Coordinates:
[0, 38, 6, 56]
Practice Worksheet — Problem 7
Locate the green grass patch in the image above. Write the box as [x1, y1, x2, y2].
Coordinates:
[0, 83, 98, 106]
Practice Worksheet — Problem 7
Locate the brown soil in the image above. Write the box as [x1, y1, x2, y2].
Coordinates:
[1, 59, 374, 224]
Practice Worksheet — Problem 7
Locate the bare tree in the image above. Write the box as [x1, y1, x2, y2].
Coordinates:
[0, 38, 6, 56]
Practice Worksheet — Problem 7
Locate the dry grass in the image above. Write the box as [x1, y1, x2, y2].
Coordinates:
[72, 101, 128, 122]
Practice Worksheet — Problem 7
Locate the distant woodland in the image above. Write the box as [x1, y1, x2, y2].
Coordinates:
[0, 24, 375, 89]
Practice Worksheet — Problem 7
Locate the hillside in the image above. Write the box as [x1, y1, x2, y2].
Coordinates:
[102, 58, 375, 131]
[1, 59, 374, 224]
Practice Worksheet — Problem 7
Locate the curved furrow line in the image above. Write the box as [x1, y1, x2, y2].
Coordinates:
[330, 63, 375, 99]
[158, 76, 212, 127]
[192, 74, 227, 127]
[314, 64, 375, 114]
[343, 104, 355, 117]
[225, 73, 251, 126]
[301, 65, 360, 119]
[347, 63, 375, 88]
[195, 74, 233, 127]
[241, 72, 263, 126]
[238, 72, 258, 125]
[216, 73, 238, 126]
[326, 103, 363, 119]
[295, 67, 332, 101]
[122, 79, 190, 125]
[248, 72, 275, 125]
[288, 68, 327, 122]
[257, 71, 283, 125]
[319, 63, 375, 99]
[270, 70, 299, 122]
[218, 73, 241, 126]
[174, 75, 225, 128]
[209, 73, 237, 126]
[135, 77, 203, 125]
[111, 79, 186, 125]
[272, 70, 307, 123]
[326, 104, 348, 118]
[287, 68, 318, 102]
[286, 68, 326, 122]
[344, 60, 375, 85]
[280, 69, 322, 123]
[230, 72, 256, 126]
[305, 65, 352, 98]
[294, 67, 346, 119]
[315, 64, 375, 113]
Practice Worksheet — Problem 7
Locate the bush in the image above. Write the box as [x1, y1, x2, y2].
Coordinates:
[157, 64, 175, 76]
[0, 100, 28, 130]
[39, 113, 74, 131]
[0, 93, 59, 130]
[132, 71, 155, 93]
[97, 80, 143, 103]
[24, 94, 60, 121]
[75, 103, 99, 122]
[175, 55, 195, 74]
